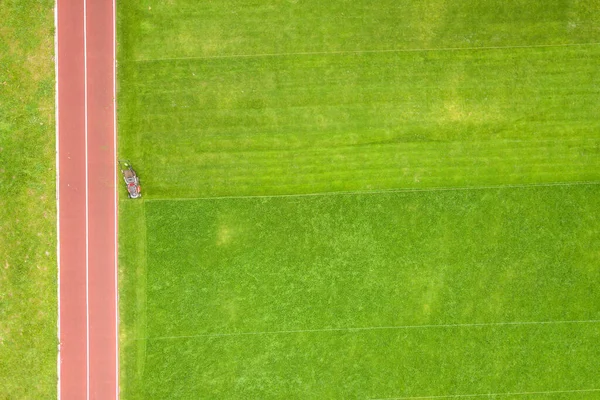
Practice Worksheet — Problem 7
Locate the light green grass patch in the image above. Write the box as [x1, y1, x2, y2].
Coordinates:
[126, 0, 600, 60]
[119, 199, 148, 396]
[125, 45, 600, 198]
[0, 0, 57, 398]
[120, 185, 600, 398]
[118, 0, 600, 198]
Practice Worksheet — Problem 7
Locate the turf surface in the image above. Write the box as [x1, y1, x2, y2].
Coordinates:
[118, 0, 600, 198]
[122, 185, 600, 398]
[0, 0, 57, 397]
[117, 0, 600, 398]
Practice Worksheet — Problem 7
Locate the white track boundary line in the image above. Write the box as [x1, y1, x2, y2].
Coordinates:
[144, 180, 600, 203]
[54, 2, 61, 399]
[132, 42, 600, 63]
[370, 388, 600, 399]
[139, 319, 600, 341]
[113, 0, 119, 397]
[83, 0, 90, 398]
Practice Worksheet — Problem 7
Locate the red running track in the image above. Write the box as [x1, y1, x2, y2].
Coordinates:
[57, 0, 118, 399]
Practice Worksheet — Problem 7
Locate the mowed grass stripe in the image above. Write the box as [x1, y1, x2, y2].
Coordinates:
[142, 186, 599, 337]
[373, 388, 600, 400]
[118, 185, 600, 398]
[122, 0, 600, 60]
[142, 319, 600, 341]
[131, 42, 600, 63]
[118, 201, 149, 394]
[138, 323, 600, 399]
[141, 180, 600, 203]
[129, 47, 599, 125]
[120, 45, 600, 198]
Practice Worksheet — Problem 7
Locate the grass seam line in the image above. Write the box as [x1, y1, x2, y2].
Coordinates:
[369, 388, 600, 399]
[130, 42, 600, 63]
[144, 180, 600, 203]
[136, 319, 600, 341]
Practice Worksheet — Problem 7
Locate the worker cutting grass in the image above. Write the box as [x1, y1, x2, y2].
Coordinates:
[119, 160, 142, 198]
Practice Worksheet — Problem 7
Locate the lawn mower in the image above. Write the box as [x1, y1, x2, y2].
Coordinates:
[118, 160, 141, 199]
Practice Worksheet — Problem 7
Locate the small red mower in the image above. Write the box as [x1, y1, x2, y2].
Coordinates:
[118, 160, 141, 199]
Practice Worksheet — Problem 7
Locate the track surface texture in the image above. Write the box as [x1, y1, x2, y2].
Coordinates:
[57, 0, 117, 398]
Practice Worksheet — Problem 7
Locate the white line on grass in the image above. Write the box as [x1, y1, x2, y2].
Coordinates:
[144, 180, 600, 203]
[83, 0, 90, 398]
[139, 319, 600, 341]
[132, 42, 600, 63]
[370, 388, 600, 399]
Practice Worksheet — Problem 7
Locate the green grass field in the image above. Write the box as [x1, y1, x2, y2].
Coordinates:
[118, 1, 600, 398]
[0, 1, 57, 398]
[121, 186, 600, 398]
[118, 0, 600, 198]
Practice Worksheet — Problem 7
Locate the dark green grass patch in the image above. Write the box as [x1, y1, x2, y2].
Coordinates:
[118, 0, 600, 198]
[120, 185, 600, 398]
[143, 324, 600, 399]
[0, 0, 57, 398]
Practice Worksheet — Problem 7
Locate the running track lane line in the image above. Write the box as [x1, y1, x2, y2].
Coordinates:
[57, 0, 118, 398]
